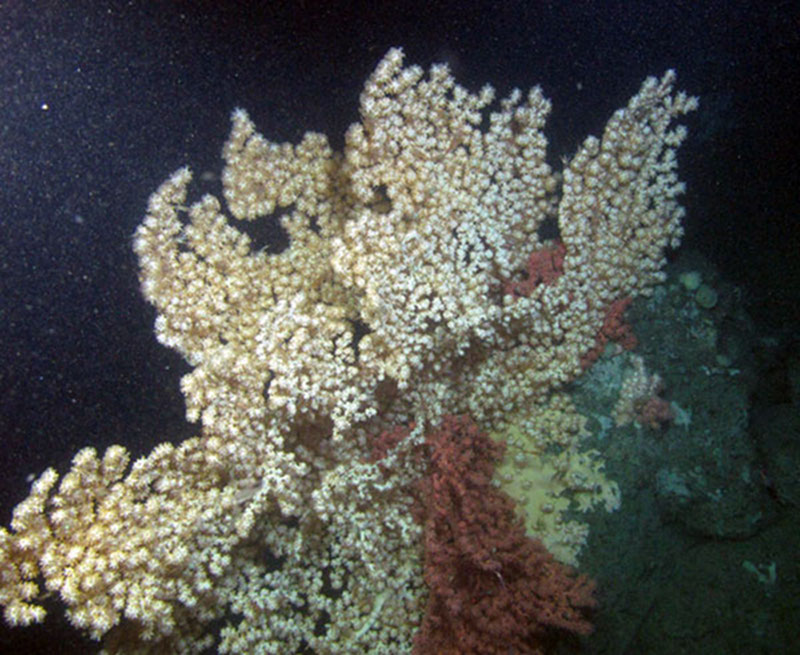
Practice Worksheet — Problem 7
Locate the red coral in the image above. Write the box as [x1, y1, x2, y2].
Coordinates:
[636, 393, 674, 429]
[413, 415, 596, 655]
[580, 296, 638, 369]
[369, 424, 411, 463]
[504, 241, 566, 299]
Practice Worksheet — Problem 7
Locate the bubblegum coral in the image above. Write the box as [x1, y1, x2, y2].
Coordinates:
[413, 415, 596, 655]
[0, 48, 695, 651]
[504, 240, 566, 299]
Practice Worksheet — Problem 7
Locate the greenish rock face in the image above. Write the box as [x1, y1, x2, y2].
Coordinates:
[695, 284, 718, 309]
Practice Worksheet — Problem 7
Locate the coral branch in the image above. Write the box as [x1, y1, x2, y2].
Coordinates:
[414, 416, 596, 655]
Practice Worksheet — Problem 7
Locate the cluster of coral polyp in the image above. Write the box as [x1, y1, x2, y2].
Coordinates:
[0, 48, 695, 653]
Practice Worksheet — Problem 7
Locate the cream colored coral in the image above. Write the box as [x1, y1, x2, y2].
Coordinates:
[559, 71, 697, 304]
[1, 441, 246, 643]
[492, 394, 620, 566]
[0, 48, 695, 652]
[613, 353, 668, 427]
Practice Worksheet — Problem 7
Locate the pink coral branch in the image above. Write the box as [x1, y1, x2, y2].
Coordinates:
[412, 415, 596, 655]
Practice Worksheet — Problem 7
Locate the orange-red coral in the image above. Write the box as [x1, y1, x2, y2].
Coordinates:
[412, 415, 596, 655]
